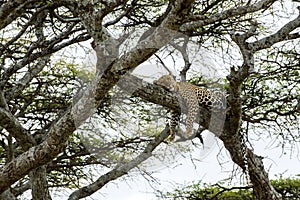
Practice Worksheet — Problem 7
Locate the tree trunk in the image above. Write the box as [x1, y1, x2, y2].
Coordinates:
[29, 166, 52, 200]
[247, 150, 282, 200]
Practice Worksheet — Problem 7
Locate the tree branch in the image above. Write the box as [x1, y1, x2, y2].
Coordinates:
[247, 150, 282, 199]
[249, 7, 300, 51]
[0, 0, 35, 29]
[181, 0, 276, 32]
[0, 91, 36, 150]
[68, 125, 170, 200]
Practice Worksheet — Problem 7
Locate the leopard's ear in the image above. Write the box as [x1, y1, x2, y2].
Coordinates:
[167, 73, 176, 82]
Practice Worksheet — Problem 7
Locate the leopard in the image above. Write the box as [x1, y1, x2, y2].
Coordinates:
[153, 74, 227, 140]
[153, 74, 252, 183]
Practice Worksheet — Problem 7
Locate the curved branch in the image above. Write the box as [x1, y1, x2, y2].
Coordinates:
[181, 0, 276, 32]
[249, 7, 300, 51]
[0, 91, 35, 150]
[0, 0, 35, 29]
[68, 125, 170, 200]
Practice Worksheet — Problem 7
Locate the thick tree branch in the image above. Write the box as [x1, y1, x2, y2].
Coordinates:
[0, 189, 16, 200]
[29, 166, 52, 200]
[74, 0, 130, 42]
[0, 91, 36, 150]
[0, 0, 35, 29]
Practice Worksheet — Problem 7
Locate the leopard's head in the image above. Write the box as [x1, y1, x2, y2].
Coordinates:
[153, 74, 177, 91]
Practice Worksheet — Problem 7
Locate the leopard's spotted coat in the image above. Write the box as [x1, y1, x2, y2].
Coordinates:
[154, 74, 226, 140]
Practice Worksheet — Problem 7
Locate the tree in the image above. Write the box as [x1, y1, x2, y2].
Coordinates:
[0, 0, 299, 199]
[164, 177, 300, 200]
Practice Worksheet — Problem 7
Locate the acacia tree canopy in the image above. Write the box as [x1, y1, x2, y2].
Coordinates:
[0, 0, 299, 199]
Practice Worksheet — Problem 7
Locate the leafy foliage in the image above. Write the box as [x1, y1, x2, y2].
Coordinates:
[271, 177, 300, 200]
[164, 177, 300, 200]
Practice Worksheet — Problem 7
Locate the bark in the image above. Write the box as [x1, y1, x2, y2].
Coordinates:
[247, 150, 282, 199]
[29, 166, 52, 200]
[0, 189, 16, 200]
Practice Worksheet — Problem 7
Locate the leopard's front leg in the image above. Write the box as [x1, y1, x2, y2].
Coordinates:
[179, 89, 199, 139]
